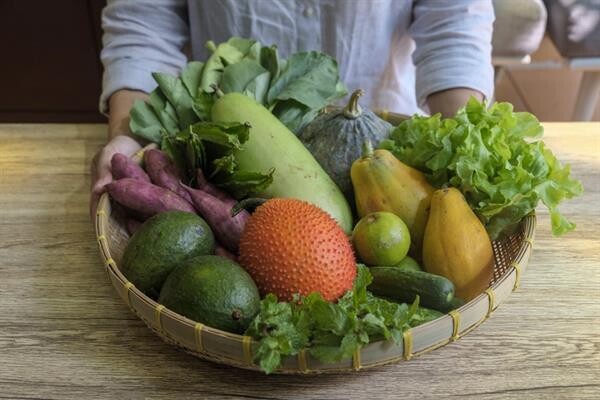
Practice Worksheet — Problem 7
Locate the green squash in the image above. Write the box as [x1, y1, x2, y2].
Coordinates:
[298, 89, 393, 202]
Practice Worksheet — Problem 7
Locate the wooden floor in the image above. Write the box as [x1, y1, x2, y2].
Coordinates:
[495, 36, 600, 121]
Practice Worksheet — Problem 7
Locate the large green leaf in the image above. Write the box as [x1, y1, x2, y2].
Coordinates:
[152, 72, 198, 130]
[267, 51, 342, 109]
[129, 100, 164, 143]
[220, 59, 271, 103]
[181, 61, 204, 98]
[200, 37, 258, 93]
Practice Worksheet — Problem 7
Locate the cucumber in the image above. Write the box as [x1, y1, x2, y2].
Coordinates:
[211, 93, 353, 233]
[445, 296, 466, 311]
[368, 267, 455, 312]
[394, 256, 422, 272]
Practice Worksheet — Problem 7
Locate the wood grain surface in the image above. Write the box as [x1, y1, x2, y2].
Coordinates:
[0, 123, 598, 399]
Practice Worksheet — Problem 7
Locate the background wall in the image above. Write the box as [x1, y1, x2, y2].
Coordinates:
[0, 0, 106, 122]
[495, 36, 600, 121]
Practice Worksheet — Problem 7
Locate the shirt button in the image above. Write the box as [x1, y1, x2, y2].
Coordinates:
[304, 6, 314, 17]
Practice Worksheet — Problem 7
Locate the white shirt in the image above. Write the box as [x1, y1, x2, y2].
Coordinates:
[100, 0, 494, 116]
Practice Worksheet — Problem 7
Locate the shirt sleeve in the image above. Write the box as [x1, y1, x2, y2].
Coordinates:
[99, 0, 189, 114]
[410, 0, 495, 109]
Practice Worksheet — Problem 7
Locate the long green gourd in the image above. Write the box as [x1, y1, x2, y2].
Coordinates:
[211, 92, 353, 233]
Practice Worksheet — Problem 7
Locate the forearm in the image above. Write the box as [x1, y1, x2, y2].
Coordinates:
[107, 89, 149, 139]
[410, 0, 494, 112]
[426, 88, 484, 118]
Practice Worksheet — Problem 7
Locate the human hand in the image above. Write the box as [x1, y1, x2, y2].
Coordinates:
[89, 135, 142, 218]
[91, 89, 149, 218]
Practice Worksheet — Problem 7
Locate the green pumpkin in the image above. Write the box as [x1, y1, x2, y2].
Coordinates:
[298, 89, 393, 202]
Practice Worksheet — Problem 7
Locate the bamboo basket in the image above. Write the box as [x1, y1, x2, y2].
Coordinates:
[94, 111, 536, 374]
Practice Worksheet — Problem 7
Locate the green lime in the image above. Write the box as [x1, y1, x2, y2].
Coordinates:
[352, 211, 411, 266]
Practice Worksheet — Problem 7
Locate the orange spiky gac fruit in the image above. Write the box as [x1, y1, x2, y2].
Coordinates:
[239, 198, 356, 302]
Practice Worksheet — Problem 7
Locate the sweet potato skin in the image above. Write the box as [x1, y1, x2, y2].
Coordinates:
[126, 218, 142, 235]
[215, 243, 238, 261]
[181, 184, 249, 253]
[196, 169, 229, 201]
[111, 153, 150, 182]
[107, 178, 196, 218]
[144, 149, 192, 203]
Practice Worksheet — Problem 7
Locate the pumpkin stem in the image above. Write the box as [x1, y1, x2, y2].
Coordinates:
[343, 89, 364, 119]
[362, 140, 374, 157]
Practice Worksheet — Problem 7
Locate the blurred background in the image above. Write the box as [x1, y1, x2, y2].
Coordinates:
[0, 0, 598, 123]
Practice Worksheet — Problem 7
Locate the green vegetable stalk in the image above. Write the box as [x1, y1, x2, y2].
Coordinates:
[380, 98, 583, 239]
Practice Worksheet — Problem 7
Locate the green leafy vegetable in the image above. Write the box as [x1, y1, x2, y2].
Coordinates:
[200, 38, 259, 93]
[245, 265, 426, 374]
[220, 59, 271, 104]
[129, 101, 164, 143]
[381, 98, 583, 239]
[160, 121, 272, 196]
[267, 51, 345, 109]
[128, 37, 348, 197]
[260, 45, 281, 85]
[130, 37, 346, 139]
[130, 62, 207, 142]
[181, 61, 204, 98]
[152, 72, 197, 130]
[215, 169, 275, 199]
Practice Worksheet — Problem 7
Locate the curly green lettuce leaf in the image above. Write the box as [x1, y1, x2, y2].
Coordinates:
[381, 98, 583, 239]
[245, 265, 423, 374]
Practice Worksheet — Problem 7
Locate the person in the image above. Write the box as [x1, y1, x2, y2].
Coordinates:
[91, 0, 495, 216]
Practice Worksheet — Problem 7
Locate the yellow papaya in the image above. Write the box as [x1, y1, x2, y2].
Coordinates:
[350, 142, 434, 254]
[422, 187, 494, 301]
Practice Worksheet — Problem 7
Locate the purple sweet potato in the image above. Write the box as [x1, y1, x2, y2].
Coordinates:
[215, 243, 238, 261]
[126, 218, 142, 236]
[111, 153, 150, 182]
[144, 149, 192, 203]
[181, 184, 249, 253]
[196, 169, 230, 201]
[107, 178, 196, 218]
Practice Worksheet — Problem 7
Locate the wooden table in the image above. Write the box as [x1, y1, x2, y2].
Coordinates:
[1, 123, 598, 399]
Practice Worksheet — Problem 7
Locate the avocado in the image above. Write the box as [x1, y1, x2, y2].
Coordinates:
[159, 255, 260, 333]
[120, 211, 215, 298]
